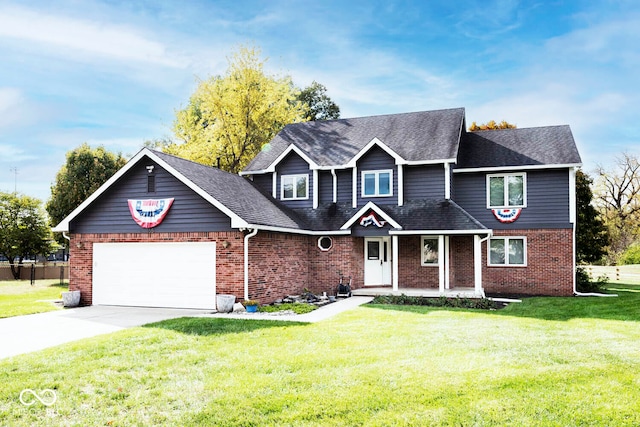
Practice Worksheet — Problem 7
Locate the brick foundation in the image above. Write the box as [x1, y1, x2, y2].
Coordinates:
[68, 227, 574, 306]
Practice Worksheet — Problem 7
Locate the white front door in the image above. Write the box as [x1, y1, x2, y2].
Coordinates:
[364, 237, 392, 286]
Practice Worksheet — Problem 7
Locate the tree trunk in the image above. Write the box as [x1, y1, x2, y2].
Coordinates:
[9, 262, 21, 280]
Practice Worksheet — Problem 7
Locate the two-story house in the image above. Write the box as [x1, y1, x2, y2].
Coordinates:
[54, 108, 581, 309]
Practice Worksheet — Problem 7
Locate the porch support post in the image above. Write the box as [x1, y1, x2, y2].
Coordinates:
[473, 234, 484, 296]
[444, 236, 450, 290]
[392, 235, 399, 291]
[438, 235, 445, 294]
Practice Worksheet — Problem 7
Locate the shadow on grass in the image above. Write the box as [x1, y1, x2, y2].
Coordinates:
[144, 317, 307, 336]
[365, 284, 640, 322]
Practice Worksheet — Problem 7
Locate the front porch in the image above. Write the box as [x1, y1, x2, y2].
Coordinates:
[352, 286, 484, 298]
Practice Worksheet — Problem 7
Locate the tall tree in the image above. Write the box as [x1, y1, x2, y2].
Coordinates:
[297, 81, 340, 121]
[0, 192, 52, 279]
[47, 143, 127, 234]
[169, 46, 307, 172]
[576, 170, 609, 263]
[594, 152, 640, 262]
[469, 120, 516, 131]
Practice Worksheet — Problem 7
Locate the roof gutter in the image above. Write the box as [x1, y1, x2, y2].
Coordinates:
[245, 224, 351, 236]
[243, 228, 258, 301]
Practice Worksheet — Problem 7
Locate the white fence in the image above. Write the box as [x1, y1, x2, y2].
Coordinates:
[584, 265, 640, 285]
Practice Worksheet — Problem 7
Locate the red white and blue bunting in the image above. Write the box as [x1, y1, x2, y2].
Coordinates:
[127, 198, 174, 229]
[492, 208, 522, 223]
[359, 212, 386, 228]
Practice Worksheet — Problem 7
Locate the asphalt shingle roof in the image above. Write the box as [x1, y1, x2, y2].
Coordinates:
[292, 200, 488, 232]
[456, 126, 582, 169]
[244, 108, 466, 171]
[152, 151, 307, 230]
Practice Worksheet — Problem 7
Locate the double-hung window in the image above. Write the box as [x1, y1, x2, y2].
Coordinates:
[281, 174, 308, 200]
[488, 237, 526, 266]
[421, 236, 439, 266]
[487, 173, 526, 208]
[362, 170, 393, 197]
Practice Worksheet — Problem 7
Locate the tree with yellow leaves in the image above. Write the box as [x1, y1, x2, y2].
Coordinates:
[168, 46, 308, 173]
[468, 120, 516, 131]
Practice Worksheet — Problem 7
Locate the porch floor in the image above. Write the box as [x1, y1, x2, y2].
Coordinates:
[352, 287, 483, 298]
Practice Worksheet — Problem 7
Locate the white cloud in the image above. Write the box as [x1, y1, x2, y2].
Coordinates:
[0, 87, 31, 129]
[0, 5, 187, 69]
[86, 137, 147, 152]
[0, 143, 36, 162]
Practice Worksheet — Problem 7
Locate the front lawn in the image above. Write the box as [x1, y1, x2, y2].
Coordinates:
[0, 280, 67, 318]
[1, 284, 639, 426]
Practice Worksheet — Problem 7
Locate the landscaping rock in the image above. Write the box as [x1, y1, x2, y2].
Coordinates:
[233, 302, 246, 313]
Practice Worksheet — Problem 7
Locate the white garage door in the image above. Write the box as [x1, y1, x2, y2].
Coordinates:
[93, 242, 216, 309]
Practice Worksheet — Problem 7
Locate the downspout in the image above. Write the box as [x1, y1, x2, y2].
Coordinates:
[569, 168, 616, 297]
[474, 232, 492, 298]
[572, 222, 617, 297]
[243, 228, 258, 301]
[62, 232, 71, 262]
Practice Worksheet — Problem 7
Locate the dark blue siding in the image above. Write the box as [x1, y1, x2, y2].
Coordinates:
[276, 152, 313, 208]
[318, 170, 333, 204]
[357, 146, 398, 206]
[452, 169, 571, 229]
[70, 159, 233, 233]
[252, 174, 273, 197]
[404, 165, 445, 200]
[336, 169, 352, 203]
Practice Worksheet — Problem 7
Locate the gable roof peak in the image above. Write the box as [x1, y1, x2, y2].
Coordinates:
[244, 107, 466, 172]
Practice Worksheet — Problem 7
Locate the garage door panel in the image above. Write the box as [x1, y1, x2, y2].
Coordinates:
[93, 242, 216, 309]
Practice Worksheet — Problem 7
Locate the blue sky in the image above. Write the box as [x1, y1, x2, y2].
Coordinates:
[0, 0, 638, 202]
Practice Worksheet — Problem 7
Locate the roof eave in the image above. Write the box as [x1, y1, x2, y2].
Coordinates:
[453, 163, 582, 173]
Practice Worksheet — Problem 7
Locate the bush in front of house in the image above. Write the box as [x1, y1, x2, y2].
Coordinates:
[576, 266, 609, 293]
[371, 294, 501, 310]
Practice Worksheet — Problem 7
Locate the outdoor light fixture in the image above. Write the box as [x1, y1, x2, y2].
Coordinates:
[146, 165, 155, 173]
[222, 240, 231, 249]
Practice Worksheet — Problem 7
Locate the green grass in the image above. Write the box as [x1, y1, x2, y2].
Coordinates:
[0, 279, 67, 318]
[1, 284, 639, 426]
[259, 302, 318, 314]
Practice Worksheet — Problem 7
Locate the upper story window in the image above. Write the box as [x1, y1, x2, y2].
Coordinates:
[281, 174, 308, 200]
[362, 170, 393, 197]
[487, 173, 526, 208]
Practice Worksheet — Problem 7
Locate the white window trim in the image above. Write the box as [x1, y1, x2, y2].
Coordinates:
[361, 169, 394, 198]
[486, 172, 527, 209]
[281, 174, 309, 200]
[421, 236, 440, 266]
[488, 236, 527, 267]
[317, 236, 333, 252]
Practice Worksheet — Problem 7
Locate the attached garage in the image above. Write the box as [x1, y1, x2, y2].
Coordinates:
[53, 148, 312, 307]
[92, 242, 216, 309]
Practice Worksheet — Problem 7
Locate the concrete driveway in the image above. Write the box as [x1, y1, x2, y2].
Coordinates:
[0, 306, 210, 360]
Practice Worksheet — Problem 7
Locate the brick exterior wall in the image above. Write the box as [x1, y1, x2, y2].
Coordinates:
[482, 228, 574, 296]
[307, 236, 362, 294]
[449, 236, 474, 287]
[398, 236, 439, 288]
[68, 228, 574, 306]
[248, 233, 310, 303]
[69, 231, 365, 306]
